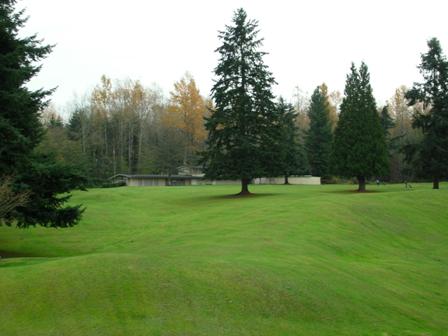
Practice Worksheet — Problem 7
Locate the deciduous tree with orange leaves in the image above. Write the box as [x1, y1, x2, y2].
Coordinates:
[163, 74, 208, 165]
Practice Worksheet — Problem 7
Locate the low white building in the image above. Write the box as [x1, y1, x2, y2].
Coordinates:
[254, 176, 321, 185]
[113, 174, 203, 187]
[112, 174, 320, 187]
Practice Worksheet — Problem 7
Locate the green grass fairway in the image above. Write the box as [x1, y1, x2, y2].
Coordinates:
[1, 184, 447, 335]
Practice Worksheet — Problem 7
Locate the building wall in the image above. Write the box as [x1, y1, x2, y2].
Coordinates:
[213, 180, 242, 185]
[126, 176, 321, 186]
[168, 179, 192, 186]
[127, 178, 195, 186]
[127, 178, 167, 186]
[191, 179, 241, 185]
[254, 176, 321, 185]
[191, 179, 207, 186]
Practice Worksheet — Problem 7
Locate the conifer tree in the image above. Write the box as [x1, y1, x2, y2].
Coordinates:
[332, 63, 388, 192]
[379, 105, 397, 181]
[277, 98, 308, 184]
[405, 38, 448, 189]
[202, 8, 280, 195]
[0, 0, 85, 227]
[379, 105, 395, 138]
[306, 86, 333, 179]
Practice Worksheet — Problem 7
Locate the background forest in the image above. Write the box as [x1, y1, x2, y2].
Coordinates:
[40, 76, 423, 185]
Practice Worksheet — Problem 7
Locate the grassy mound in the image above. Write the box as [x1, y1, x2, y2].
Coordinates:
[1, 184, 447, 335]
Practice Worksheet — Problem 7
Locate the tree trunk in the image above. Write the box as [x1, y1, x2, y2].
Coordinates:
[104, 123, 108, 157]
[433, 177, 440, 189]
[138, 119, 144, 173]
[284, 175, 290, 185]
[238, 178, 251, 196]
[112, 146, 116, 176]
[183, 143, 188, 166]
[81, 117, 86, 154]
[357, 176, 366, 192]
[128, 127, 132, 174]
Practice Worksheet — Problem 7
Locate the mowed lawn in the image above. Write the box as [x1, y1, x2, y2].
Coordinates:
[0, 184, 447, 336]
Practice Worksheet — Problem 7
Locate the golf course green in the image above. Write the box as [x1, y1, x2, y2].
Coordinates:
[1, 184, 447, 335]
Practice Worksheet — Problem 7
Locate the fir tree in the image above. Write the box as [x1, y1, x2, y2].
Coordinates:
[332, 63, 388, 192]
[379, 104, 397, 154]
[277, 98, 308, 184]
[405, 38, 448, 189]
[0, 0, 85, 227]
[379, 105, 395, 138]
[305, 86, 333, 178]
[379, 104, 397, 181]
[0, 1, 50, 174]
[202, 8, 280, 195]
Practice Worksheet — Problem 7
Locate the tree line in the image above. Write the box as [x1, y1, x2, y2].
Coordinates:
[39, 74, 209, 183]
[39, 71, 425, 188]
[2, 3, 448, 228]
[202, 8, 448, 193]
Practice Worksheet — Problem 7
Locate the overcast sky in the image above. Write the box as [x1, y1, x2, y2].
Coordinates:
[20, 0, 448, 111]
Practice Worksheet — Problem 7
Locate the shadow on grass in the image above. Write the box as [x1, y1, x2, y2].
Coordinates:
[0, 257, 53, 268]
[0, 249, 67, 260]
[0, 249, 58, 268]
[0, 250, 39, 259]
[175, 192, 281, 206]
[322, 188, 390, 194]
[210, 192, 279, 199]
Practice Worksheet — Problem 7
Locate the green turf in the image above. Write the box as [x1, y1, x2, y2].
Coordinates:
[1, 184, 447, 335]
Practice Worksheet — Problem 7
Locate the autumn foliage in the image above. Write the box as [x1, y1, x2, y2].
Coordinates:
[163, 74, 208, 164]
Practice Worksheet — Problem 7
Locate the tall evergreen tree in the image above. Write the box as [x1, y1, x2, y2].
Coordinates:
[332, 63, 388, 192]
[405, 38, 448, 189]
[277, 98, 308, 184]
[379, 105, 395, 138]
[306, 86, 333, 178]
[202, 8, 281, 195]
[379, 104, 398, 181]
[0, 0, 85, 227]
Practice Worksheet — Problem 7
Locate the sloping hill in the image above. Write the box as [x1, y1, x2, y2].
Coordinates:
[1, 184, 447, 335]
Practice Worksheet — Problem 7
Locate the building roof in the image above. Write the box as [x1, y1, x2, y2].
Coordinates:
[111, 174, 203, 180]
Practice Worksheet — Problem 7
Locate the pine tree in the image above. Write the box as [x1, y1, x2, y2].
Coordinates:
[306, 86, 333, 179]
[277, 98, 308, 184]
[0, 1, 85, 227]
[379, 105, 397, 181]
[321, 83, 339, 130]
[379, 104, 396, 154]
[379, 105, 395, 138]
[202, 8, 280, 195]
[332, 63, 388, 192]
[0, 1, 50, 174]
[405, 38, 448, 189]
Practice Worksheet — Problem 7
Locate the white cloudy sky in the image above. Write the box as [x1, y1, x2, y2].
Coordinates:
[20, 0, 448, 110]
